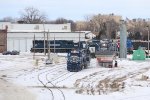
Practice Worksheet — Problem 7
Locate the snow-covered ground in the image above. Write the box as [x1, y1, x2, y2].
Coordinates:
[0, 53, 150, 100]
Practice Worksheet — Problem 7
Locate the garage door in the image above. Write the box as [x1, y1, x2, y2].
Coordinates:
[0, 30, 7, 53]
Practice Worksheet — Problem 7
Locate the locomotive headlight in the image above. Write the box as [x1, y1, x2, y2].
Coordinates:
[72, 57, 77, 62]
[102, 43, 106, 47]
[69, 56, 80, 63]
[72, 56, 79, 63]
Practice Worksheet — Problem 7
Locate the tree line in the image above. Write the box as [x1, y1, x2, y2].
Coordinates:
[1, 7, 150, 40]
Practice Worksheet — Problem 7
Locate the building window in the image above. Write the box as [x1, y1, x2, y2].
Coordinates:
[62, 26, 67, 30]
[34, 25, 39, 30]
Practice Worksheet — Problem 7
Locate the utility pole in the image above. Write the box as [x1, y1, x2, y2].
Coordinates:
[45, 30, 52, 64]
[47, 31, 50, 60]
[79, 25, 81, 50]
[54, 33, 56, 53]
[147, 26, 149, 57]
[79, 32, 81, 50]
[33, 34, 35, 59]
[119, 20, 127, 58]
[43, 24, 46, 56]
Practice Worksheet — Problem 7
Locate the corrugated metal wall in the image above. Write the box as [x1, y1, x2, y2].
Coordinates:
[0, 29, 7, 53]
[7, 38, 32, 52]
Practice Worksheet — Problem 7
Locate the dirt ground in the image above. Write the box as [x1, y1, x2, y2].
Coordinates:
[0, 79, 36, 100]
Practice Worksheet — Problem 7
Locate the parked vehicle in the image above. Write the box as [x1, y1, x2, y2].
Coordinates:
[2, 51, 12, 55]
[11, 50, 20, 55]
[95, 39, 116, 67]
[2, 50, 20, 55]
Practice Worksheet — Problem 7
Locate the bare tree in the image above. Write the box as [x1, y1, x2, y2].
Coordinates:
[20, 7, 47, 24]
[84, 14, 120, 39]
[54, 18, 68, 24]
[126, 18, 149, 39]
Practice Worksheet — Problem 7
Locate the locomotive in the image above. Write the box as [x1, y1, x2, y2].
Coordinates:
[117, 39, 133, 54]
[31, 40, 78, 53]
[88, 39, 118, 58]
[67, 48, 91, 72]
[88, 39, 100, 58]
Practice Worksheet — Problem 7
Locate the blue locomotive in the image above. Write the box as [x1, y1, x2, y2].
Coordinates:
[127, 39, 133, 54]
[31, 40, 80, 53]
[67, 48, 91, 72]
[117, 39, 133, 54]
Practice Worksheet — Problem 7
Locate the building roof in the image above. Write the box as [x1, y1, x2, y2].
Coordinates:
[0, 22, 71, 32]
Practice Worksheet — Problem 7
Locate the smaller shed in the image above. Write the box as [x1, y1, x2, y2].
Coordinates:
[132, 48, 146, 60]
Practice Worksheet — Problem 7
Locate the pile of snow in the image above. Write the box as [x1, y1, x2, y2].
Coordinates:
[74, 59, 150, 95]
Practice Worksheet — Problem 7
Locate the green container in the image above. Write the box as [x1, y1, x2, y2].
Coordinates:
[132, 48, 146, 60]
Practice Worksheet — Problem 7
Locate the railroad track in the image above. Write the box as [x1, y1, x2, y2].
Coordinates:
[38, 71, 54, 100]
[37, 61, 79, 100]
[45, 71, 77, 100]
[54, 72, 77, 86]
[46, 72, 66, 100]
[37, 63, 67, 100]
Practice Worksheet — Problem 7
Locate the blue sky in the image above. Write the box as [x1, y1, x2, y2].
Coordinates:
[0, 0, 150, 21]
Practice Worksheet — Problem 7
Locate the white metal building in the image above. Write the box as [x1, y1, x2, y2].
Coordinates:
[0, 22, 89, 52]
[7, 31, 86, 52]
